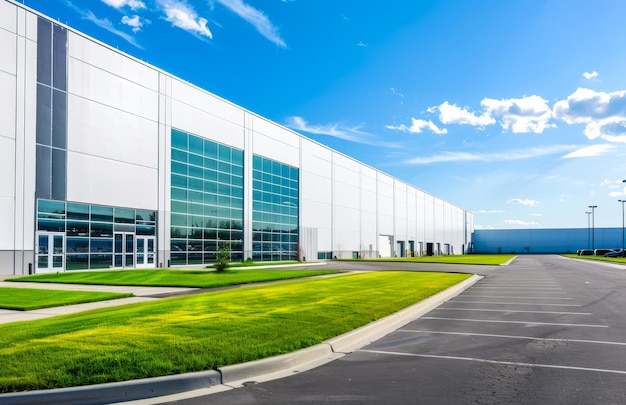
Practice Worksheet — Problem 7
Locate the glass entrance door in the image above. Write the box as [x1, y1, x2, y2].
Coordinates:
[36, 232, 65, 273]
[114, 232, 135, 268]
[135, 236, 156, 268]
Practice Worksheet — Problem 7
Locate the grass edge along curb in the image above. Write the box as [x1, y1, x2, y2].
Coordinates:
[0, 275, 481, 405]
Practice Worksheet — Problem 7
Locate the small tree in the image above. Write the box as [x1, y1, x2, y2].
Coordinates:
[215, 244, 230, 272]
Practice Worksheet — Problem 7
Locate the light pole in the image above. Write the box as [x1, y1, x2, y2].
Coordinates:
[619, 200, 625, 257]
[589, 205, 597, 251]
[585, 211, 592, 249]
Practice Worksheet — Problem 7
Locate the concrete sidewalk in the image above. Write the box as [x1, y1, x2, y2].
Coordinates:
[0, 274, 482, 405]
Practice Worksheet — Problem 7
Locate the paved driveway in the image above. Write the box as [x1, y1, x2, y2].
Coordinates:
[171, 255, 626, 405]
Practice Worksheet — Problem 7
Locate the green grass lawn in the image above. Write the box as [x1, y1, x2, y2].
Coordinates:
[0, 288, 132, 311]
[209, 261, 301, 268]
[339, 254, 515, 265]
[7, 269, 341, 288]
[0, 271, 469, 393]
[562, 254, 626, 264]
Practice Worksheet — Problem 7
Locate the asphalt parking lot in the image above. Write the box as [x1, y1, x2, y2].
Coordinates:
[171, 255, 626, 405]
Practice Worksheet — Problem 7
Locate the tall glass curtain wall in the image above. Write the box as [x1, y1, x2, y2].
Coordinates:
[252, 156, 299, 261]
[36, 200, 156, 270]
[35, 17, 67, 201]
[170, 129, 244, 264]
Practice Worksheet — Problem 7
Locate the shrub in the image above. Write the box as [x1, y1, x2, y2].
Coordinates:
[215, 244, 231, 272]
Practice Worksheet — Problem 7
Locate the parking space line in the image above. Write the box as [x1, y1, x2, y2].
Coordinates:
[470, 287, 563, 290]
[396, 330, 626, 347]
[436, 308, 591, 315]
[450, 301, 581, 307]
[421, 316, 608, 328]
[360, 349, 626, 375]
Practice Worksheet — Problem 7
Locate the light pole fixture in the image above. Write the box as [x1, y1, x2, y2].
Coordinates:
[585, 211, 592, 250]
[617, 200, 626, 257]
[589, 205, 597, 251]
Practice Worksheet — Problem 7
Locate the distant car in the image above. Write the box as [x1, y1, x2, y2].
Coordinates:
[577, 249, 593, 256]
[604, 249, 625, 257]
[594, 249, 615, 256]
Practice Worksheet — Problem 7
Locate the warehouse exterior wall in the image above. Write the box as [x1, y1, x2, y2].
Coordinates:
[0, 0, 473, 275]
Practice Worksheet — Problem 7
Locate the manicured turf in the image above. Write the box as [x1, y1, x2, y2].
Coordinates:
[340, 254, 515, 265]
[0, 288, 132, 311]
[0, 271, 469, 393]
[7, 269, 341, 288]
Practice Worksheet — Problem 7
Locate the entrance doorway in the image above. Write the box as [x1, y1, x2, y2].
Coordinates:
[114, 232, 135, 268]
[136, 236, 156, 268]
[36, 232, 65, 273]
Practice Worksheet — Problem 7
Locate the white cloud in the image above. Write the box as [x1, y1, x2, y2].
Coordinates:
[286, 116, 401, 148]
[531, 213, 543, 217]
[101, 0, 146, 10]
[83, 10, 143, 48]
[474, 224, 495, 230]
[438, 101, 494, 127]
[213, 0, 286, 47]
[121, 15, 143, 32]
[386, 118, 447, 135]
[481, 95, 555, 133]
[553, 88, 626, 142]
[157, 0, 212, 38]
[583, 71, 599, 80]
[356, 41, 368, 47]
[504, 219, 539, 226]
[475, 209, 504, 214]
[507, 198, 539, 206]
[562, 144, 615, 158]
[402, 144, 577, 165]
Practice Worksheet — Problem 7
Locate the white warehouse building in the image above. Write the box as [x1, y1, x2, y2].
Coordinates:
[0, 0, 474, 276]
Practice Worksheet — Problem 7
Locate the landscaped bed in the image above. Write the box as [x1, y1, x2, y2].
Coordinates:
[7, 269, 341, 288]
[0, 271, 469, 393]
[0, 288, 133, 311]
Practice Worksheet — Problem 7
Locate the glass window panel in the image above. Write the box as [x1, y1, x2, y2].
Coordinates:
[170, 252, 186, 265]
[204, 158, 217, 171]
[218, 162, 231, 174]
[205, 217, 217, 228]
[204, 229, 217, 239]
[189, 165, 203, 179]
[171, 227, 188, 238]
[204, 139, 217, 158]
[203, 240, 217, 251]
[67, 203, 89, 220]
[189, 177, 202, 191]
[204, 181, 217, 194]
[52, 25, 67, 90]
[91, 206, 113, 222]
[189, 190, 203, 203]
[189, 228, 203, 239]
[114, 208, 135, 223]
[189, 153, 203, 167]
[218, 230, 231, 241]
[37, 18, 52, 85]
[171, 187, 187, 201]
[66, 254, 88, 271]
[37, 255, 49, 269]
[90, 222, 113, 237]
[171, 149, 187, 163]
[66, 221, 89, 236]
[136, 225, 155, 236]
[67, 237, 89, 253]
[36, 84, 52, 145]
[218, 144, 230, 162]
[171, 200, 187, 214]
[231, 149, 243, 164]
[172, 161, 187, 175]
[218, 172, 230, 185]
[90, 254, 112, 269]
[171, 129, 187, 150]
[232, 176, 243, 187]
[36, 145, 51, 199]
[218, 183, 230, 196]
[136, 210, 155, 223]
[253, 155, 262, 169]
[38, 219, 64, 232]
[91, 239, 113, 253]
[52, 89, 66, 149]
[232, 186, 243, 198]
[171, 174, 187, 188]
[38, 199, 65, 215]
[189, 135, 203, 155]
[171, 214, 187, 227]
[51, 148, 66, 201]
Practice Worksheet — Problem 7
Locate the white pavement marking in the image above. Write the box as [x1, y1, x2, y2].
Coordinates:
[360, 349, 626, 375]
[436, 307, 591, 315]
[450, 301, 582, 307]
[397, 330, 626, 347]
[461, 295, 573, 300]
[421, 316, 608, 328]
[469, 287, 563, 290]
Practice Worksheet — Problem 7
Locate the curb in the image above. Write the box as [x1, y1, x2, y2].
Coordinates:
[0, 274, 482, 405]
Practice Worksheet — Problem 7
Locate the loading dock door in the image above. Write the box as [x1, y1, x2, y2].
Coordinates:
[426, 242, 434, 256]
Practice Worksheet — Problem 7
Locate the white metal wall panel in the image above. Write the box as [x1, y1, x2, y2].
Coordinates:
[252, 116, 299, 148]
[394, 181, 407, 238]
[0, 72, 15, 140]
[0, 1, 16, 33]
[69, 33, 159, 90]
[377, 174, 394, 235]
[67, 95, 159, 169]
[0, 28, 16, 75]
[68, 58, 159, 122]
[301, 184, 332, 227]
[252, 132, 299, 167]
[170, 78, 243, 126]
[301, 139, 332, 177]
[67, 152, 158, 210]
[0, 137, 15, 198]
[0, 197, 14, 249]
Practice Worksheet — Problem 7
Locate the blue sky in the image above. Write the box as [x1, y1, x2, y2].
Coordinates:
[22, 0, 626, 229]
